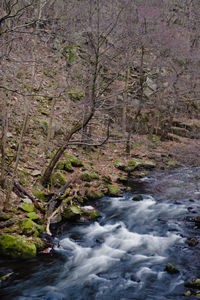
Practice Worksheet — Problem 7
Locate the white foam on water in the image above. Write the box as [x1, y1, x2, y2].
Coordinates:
[55, 195, 186, 290]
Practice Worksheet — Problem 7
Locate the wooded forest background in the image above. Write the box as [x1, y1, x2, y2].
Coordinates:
[1, 0, 200, 209]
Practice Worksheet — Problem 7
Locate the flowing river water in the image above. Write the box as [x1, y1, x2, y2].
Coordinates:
[1, 167, 200, 300]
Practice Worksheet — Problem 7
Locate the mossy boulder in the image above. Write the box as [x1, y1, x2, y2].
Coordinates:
[64, 154, 84, 167]
[30, 237, 48, 251]
[132, 195, 143, 201]
[65, 160, 74, 172]
[136, 159, 156, 170]
[57, 161, 66, 170]
[81, 171, 99, 182]
[167, 159, 181, 167]
[57, 160, 74, 172]
[126, 159, 156, 173]
[26, 212, 39, 220]
[20, 202, 35, 213]
[106, 185, 121, 197]
[185, 279, 200, 288]
[184, 290, 192, 296]
[0, 235, 36, 259]
[81, 206, 99, 220]
[51, 171, 67, 187]
[0, 213, 13, 221]
[187, 237, 198, 246]
[62, 205, 81, 219]
[102, 175, 112, 184]
[127, 160, 137, 172]
[114, 160, 127, 171]
[18, 219, 43, 237]
[165, 263, 179, 274]
[85, 189, 104, 200]
[33, 190, 46, 202]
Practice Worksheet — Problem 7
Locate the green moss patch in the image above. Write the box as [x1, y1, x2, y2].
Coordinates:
[85, 189, 104, 200]
[132, 195, 143, 201]
[106, 185, 121, 197]
[64, 154, 84, 167]
[33, 190, 46, 202]
[62, 205, 81, 219]
[81, 171, 99, 182]
[20, 202, 35, 213]
[114, 160, 126, 171]
[0, 213, 13, 221]
[18, 219, 43, 237]
[0, 235, 36, 259]
[26, 212, 39, 220]
[51, 171, 67, 187]
[165, 263, 179, 274]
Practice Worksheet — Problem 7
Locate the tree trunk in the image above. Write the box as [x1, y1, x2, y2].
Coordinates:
[41, 108, 94, 186]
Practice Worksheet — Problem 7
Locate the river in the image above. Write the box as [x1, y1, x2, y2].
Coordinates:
[1, 167, 200, 300]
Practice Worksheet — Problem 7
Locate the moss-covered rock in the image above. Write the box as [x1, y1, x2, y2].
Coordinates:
[57, 160, 66, 170]
[62, 205, 81, 219]
[64, 154, 84, 167]
[30, 237, 47, 251]
[187, 237, 198, 246]
[136, 159, 156, 170]
[102, 175, 112, 184]
[106, 185, 121, 197]
[132, 195, 143, 201]
[18, 219, 43, 237]
[65, 160, 74, 172]
[20, 202, 35, 213]
[184, 279, 200, 288]
[57, 160, 74, 172]
[127, 160, 137, 172]
[126, 159, 156, 173]
[81, 206, 99, 220]
[85, 189, 104, 200]
[114, 160, 127, 171]
[33, 190, 46, 202]
[51, 171, 67, 187]
[184, 290, 192, 296]
[81, 171, 99, 182]
[3, 227, 16, 234]
[0, 235, 36, 259]
[26, 212, 39, 220]
[167, 159, 181, 167]
[165, 263, 179, 274]
[0, 213, 13, 221]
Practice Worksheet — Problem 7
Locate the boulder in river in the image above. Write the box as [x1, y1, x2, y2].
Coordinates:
[132, 195, 143, 201]
[184, 278, 200, 288]
[187, 237, 198, 246]
[165, 263, 179, 274]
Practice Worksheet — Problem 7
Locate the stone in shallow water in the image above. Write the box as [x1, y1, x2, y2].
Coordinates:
[132, 195, 143, 201]
[187, 237, 198, 246]
[185, 279, 200, 288]
[165, 263, 179, 274]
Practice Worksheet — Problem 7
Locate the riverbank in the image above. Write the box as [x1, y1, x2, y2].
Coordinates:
[0, 133, 199, 259]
